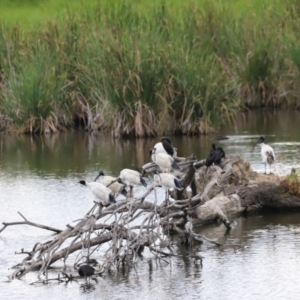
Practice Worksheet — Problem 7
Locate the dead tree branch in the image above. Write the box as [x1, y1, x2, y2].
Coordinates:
[3, 155, 300, 283]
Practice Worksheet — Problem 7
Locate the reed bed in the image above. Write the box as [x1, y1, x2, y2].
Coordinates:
[0, 0, 300, 136]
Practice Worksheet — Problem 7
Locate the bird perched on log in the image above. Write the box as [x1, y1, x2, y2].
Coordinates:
[253, 136, 276, 174]
[79, 180, 116, 205]
[153, 170, 184, 201]
[153, 137, 177, 157]
[94, 171, 127, 196]
[205, 143, 226, 172]
[78, 264, 95, 283]
[149, 147, 180, 172]
[214, 145, 226, 165]
[117, 168, 147, 197]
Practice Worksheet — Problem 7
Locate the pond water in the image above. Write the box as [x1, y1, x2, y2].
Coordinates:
[1, 108, 300, 300]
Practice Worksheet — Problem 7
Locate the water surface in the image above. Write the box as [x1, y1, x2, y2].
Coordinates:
[1, 109, 300, 300]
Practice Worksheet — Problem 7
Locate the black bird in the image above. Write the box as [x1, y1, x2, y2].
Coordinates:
[214, 146, 225, 165]
[78, 265, 95, 282]
[205, 144, 216, 171]
[205, 144, 225, 172]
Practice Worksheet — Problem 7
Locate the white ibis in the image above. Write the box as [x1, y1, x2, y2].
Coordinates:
[94, 171, 127, 196]
[150, 148, 180, 172]
[78, 265, 95, 283]
[79, 180, 116, 205]
[153, 170, 183, 201]
[153, 137, 177, 157]
[117, 168, 147, 197]
[253, 136, 276, 174]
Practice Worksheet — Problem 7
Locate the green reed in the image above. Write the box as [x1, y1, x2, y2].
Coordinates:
[0, 0, 300, 135]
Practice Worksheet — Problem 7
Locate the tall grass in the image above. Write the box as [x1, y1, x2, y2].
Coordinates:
[0, 0, 300, 136]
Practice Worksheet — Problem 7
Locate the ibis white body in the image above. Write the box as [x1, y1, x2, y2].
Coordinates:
[119, 169, 147, 187]
[154, 173, 183, 192]
[154, 142, 168, 154]
[151, 148, 180, 172]
[153, 137, 177, 157]
[95, 172, 126, 196]
[79, 180, 116, 205]
[254, 136, 276, 174]
[260, 143, 276, 173]
[154, 142, 178, 158]
[118, 168, 147, 197]
[154, 172, 183, 201]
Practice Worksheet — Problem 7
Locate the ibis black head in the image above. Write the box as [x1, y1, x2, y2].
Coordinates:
[94, 171, 105, 182]
[148, 148, 156, 159]
[253, 136, 265, 150]
[78, 264, 95, 277]
[117, 177, 125, 185]
[79, 180, 86, 186]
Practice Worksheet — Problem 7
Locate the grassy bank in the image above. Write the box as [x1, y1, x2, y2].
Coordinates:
[0, 0, 300, 136]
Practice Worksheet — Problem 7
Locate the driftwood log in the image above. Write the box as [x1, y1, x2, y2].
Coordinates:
[1, 155, 299, 283]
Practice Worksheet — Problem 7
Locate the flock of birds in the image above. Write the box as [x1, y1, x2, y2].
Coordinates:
[78, 135, 276, 206]
[78, 137, 185, 206]
[77, 135, 276, 281]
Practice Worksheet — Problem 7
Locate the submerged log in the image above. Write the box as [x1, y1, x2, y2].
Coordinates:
[1, 155, 300, 282]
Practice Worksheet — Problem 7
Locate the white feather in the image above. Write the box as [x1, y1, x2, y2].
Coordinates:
[151, 149, 179, 172]
[80, 181, 115, 205]
[95, 174, 125, 195]
[154, 173, 183, 192]
[119, 169, 147, 187]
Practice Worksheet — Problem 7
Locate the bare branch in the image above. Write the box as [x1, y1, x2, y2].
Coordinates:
[1, 214, 62, 234]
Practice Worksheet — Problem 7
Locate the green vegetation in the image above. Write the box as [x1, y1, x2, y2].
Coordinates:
[282, 169, 300, 197]
[0, 0, 300, 136]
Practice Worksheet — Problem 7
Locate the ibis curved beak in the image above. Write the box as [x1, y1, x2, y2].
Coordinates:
[252, 142, 258, 151]
[252, 138, 261, 151]
[148, 148, 154, 160]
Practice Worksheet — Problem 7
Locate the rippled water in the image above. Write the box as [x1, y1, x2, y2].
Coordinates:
[1, 109, 300, 300]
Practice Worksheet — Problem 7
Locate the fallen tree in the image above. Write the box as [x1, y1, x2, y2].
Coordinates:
[1, 155, 300, 283]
